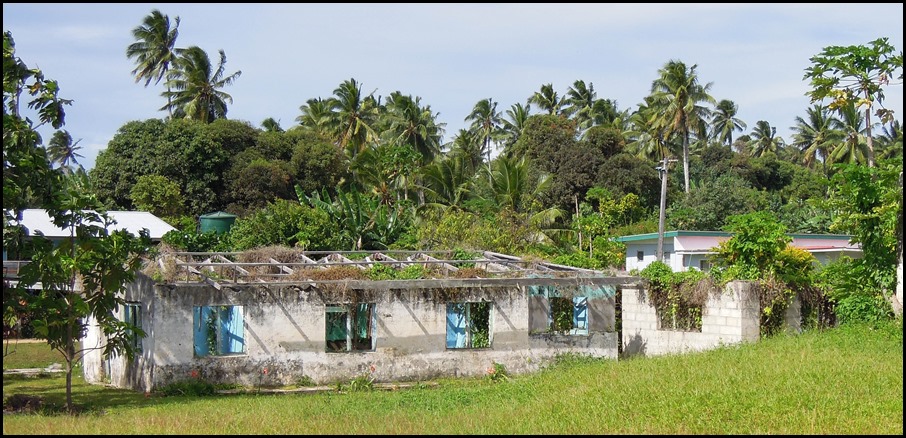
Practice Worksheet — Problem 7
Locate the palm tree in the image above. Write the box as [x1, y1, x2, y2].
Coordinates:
[789, 104, 840, 176]
[382, 91, 444, 164]
[829, 103, 869, 166]
[295, 97, 333, 135]
[327, 78, 380, 158]
[161, 46, 242, 123]
[499, 102, 532, 155]
[748, 120, 785, 158]
[46, 130, 84, 172]
[710, 99, 747, 147]
[464, 98, 502, 166]
[528, 83, 563, 116]
[875, 120, 902, 161]
[261, 118, 283, 132]
[445, 129, 484, 176]
[126, 9, 182, 116]
[649, 59, 716, 193]
[418, 154, 474, 212]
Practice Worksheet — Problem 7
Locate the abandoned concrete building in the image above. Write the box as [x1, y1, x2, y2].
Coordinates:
[81, 250, 637, 392]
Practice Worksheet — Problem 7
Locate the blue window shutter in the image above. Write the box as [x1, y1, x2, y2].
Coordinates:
[572, 297, 588, 335]
[446, 303, 467, 348]
[193, 307, 209, 357]
[221, 306, 244, 354]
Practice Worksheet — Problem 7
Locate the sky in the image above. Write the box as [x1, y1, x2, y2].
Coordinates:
[3, 3, 903, 171]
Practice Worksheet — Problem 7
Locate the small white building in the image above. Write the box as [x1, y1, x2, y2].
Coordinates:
[10, 209, 176, 242]
[614, 230, 862, 272]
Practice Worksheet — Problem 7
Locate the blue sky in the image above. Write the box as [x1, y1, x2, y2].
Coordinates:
[3, 3, 903, 171]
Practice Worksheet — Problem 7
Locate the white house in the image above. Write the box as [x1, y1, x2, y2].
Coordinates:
[614, 230, 862, 272]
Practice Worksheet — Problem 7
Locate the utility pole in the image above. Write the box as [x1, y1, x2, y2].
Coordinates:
[656, 156, 677, 263]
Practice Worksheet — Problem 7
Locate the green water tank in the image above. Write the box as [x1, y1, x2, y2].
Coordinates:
[199, 211, 237, 234]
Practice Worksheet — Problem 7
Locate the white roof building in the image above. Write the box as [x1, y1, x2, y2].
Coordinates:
[11, 209, 176, 241]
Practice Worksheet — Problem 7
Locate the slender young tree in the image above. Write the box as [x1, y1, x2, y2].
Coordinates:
[126, 9, 182, 117]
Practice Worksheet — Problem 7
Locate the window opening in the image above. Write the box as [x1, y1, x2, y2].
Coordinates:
[193, 305, 245, 357]
[446, 302, 492, 349]
[326, 303, 375, 352]
[123, 302, 142, 352]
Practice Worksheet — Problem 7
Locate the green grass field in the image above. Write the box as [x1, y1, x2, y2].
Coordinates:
[2, 321, 903, 434]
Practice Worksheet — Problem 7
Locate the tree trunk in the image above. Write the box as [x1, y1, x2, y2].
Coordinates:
[863, 89, 875, 168]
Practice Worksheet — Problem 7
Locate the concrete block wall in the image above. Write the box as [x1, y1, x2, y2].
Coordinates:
[621, 280, 799, 357]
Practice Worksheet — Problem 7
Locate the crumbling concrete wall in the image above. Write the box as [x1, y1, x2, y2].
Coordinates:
[84, 275, 620, 392]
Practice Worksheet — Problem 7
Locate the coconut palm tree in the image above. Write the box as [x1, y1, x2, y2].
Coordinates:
[789, 104, 840, 176]
[528, 83, 563, 116]
[295, 97, 333, 135]
[46, 130, 84, 173]
[499, 102, 532, 155]
[126, 9, 182, 116]
[465, 98, 502, 166]
[445, 129, 485, 176]
[748, 120, 786, 158]
[382, 91, 444, 164]
[829, 103, 869, 166]
[160, 46, 242, 123]
[418, 154, 474, 212]
[710, 99, 747, 147]
[875, 120, 902, 161]
[327, 78, 380, 158]
[649, 59, 716, 193]
[260, 117, 283, 133]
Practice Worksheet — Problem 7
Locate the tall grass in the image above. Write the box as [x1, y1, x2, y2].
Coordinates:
[3, 321, 902, 434]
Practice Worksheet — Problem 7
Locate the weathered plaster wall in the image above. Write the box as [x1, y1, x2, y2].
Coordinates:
[84, 275, 620, 392]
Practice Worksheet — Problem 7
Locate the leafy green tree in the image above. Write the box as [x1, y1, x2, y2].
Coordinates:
[710, 99, 747, 147]
[711, 211, 791, 278]
[804, 37, 903, 168]
[161, 46, 242, 123]
[649, 59, 716, 193]
[582, 125, 625, 159]
[126, 9, 182, 117]
[827, 160, 901, 298]
[129, 174, 185, 219]
[5, 32, 151, 412]
[225, 158, 294, 215]
[228, 198, 344, 251]
[594, 152, 663, 211]
[667, 174, 768, 231]
[287, 129, 350, 197]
